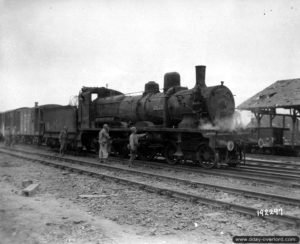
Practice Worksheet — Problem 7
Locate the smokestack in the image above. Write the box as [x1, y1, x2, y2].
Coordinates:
[35, 102, 38, 107]
[195, 65, 206, 87]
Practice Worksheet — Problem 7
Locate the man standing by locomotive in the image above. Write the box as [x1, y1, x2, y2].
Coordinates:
[59, 126, 68, 156]
[99, 124, 110, 163]
[128, 127, 146, 167]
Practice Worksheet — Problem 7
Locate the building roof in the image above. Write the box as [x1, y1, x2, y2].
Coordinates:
[237, 79, 300, 110]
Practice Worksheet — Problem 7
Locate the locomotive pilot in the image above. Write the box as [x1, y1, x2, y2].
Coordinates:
[128, 127, 146, 167]
[99, 124, 110, 163]
[59, 126, 68, 156]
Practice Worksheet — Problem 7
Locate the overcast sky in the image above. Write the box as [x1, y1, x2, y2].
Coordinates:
[0, 0, 299, 112]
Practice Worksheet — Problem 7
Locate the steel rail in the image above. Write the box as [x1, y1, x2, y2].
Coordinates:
[242, 164, 300, 172]
[2, 146, 300, 188]
[1, 148, 299, 227]
[232, 167, 300, 180]
[6, 144, 300, 178]
[3, 147, 300, 206]
[246, 156, 300, 166]
[246, 160, 300, 169]
[7, 143, 300, 169]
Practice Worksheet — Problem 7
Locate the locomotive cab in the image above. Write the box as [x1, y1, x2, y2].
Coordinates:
[78, 87, 123, 129]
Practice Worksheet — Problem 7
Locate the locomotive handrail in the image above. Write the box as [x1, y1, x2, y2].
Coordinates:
[79, 127, 250, 135]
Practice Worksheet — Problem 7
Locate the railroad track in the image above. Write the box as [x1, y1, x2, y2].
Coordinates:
[229, 166, 300, 181]
[247, 154, 300, 163]
[3, 145, 300, 188]
[243, 158, 300, 171]
[146, 160, 300, 185]
[246, 158, 300, 169]
[8, 143, 300, 176]
[236, 161, 300, 181]
[131, 158, 300, 186]
[242, 164, 300, 173]
[1, 147, 300, 227]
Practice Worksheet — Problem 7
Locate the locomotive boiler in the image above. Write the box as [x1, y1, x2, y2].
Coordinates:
[78, 65, 244, 168]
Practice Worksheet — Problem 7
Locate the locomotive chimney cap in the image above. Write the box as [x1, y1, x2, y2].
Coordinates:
[195, 65, 206, 87]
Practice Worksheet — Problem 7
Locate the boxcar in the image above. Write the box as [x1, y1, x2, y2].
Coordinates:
[41, 105, 77, 148]
[0, 109, 21, 145]
[18, 107, 42, 143]
[3, 109, 21, 135]
[245, 127, 298, 155]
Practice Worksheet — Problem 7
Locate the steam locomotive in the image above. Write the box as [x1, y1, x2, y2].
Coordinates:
[78, 65, 245, 168]
[0, 65, 245, 168]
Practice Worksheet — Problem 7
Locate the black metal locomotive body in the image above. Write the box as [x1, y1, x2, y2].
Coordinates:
[78, 65, 244, 167]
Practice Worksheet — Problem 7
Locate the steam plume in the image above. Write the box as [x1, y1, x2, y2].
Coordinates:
[199, 110, 252, 132]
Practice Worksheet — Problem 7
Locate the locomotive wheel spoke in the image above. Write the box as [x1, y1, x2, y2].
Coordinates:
[164, 143, 178, 165]
[195, 145, 216, 169]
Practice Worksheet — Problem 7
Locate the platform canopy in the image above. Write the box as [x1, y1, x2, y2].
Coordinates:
[237, 79, 300, 111]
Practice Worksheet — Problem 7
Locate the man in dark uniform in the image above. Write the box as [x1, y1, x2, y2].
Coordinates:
[59, 126, 68, 156]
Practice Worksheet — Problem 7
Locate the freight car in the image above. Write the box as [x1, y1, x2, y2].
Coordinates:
[77, 65, 245, 168]
[41, 105, 77, 149]
[0, 104, 77, 148]
[245, 126, 300, 156]
[1, 108, 22, 145]
[18, 107, 38, 144]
